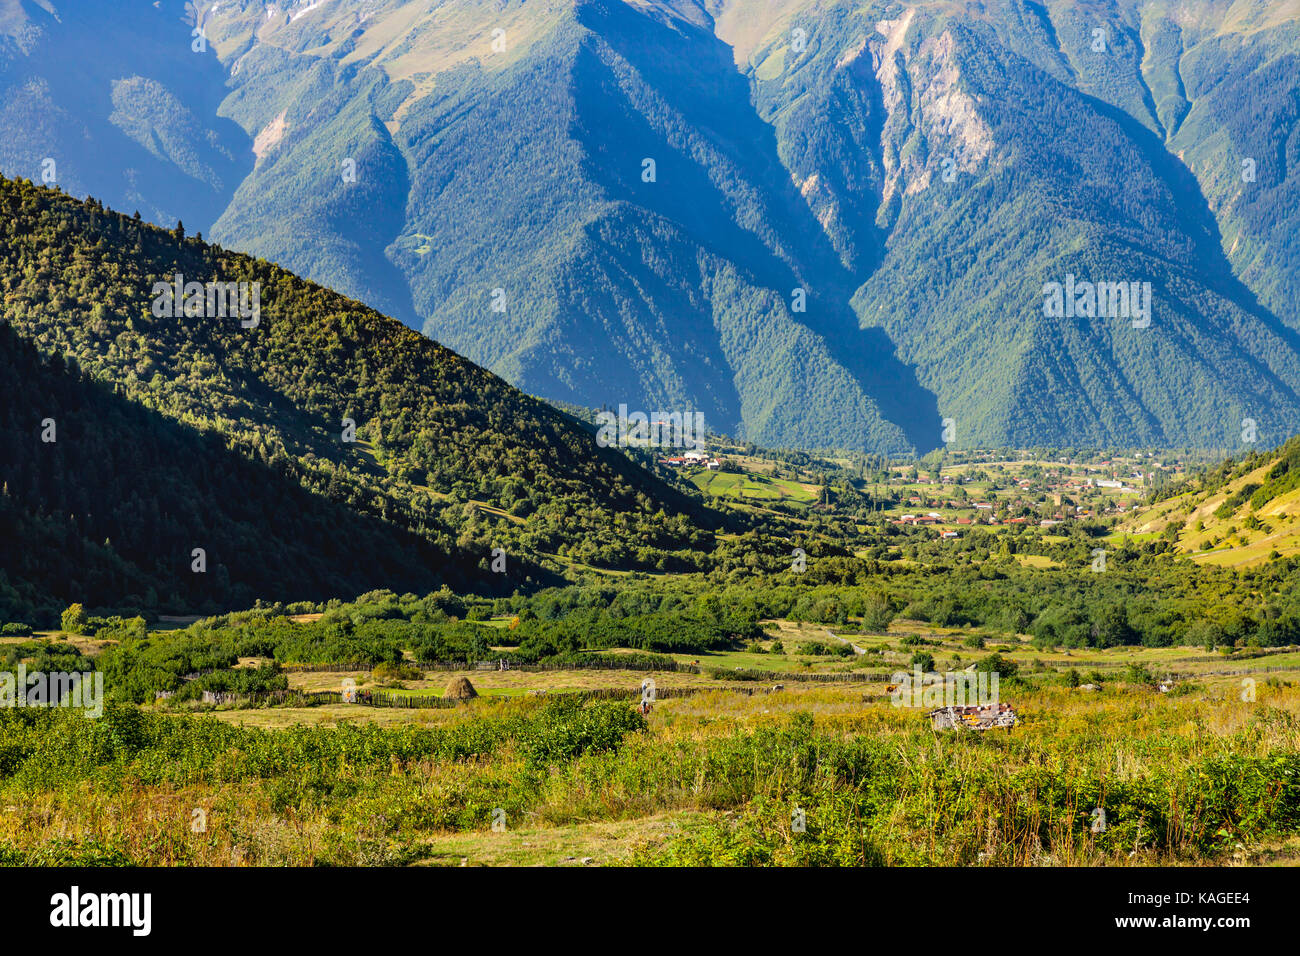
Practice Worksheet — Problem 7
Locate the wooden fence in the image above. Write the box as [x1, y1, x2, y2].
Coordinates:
[180, 681, 794, 711]
[278, 660, 879, 682]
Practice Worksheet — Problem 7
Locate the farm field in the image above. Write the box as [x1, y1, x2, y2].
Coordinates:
[7, 440, 1300, 872]
[690, 468, 818, 504]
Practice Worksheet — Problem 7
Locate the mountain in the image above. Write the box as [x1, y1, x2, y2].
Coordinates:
[2, 0, 1299, 452]
[0, 176, 702, 623]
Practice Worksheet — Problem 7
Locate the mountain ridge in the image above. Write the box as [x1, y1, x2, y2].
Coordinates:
[2, 0, 1298, 452]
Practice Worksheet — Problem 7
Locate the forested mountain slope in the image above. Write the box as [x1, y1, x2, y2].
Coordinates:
[2, 0, 1298, 452]
[0, 177, 703, 622]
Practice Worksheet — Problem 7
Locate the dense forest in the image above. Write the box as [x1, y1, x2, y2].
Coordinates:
[0, 177, 724, 623]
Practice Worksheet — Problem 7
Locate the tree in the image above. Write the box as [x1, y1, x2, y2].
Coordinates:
[975, 653, 1019, 678]
[61, 602, 88, 635]
[1090, 602, 1136, 647]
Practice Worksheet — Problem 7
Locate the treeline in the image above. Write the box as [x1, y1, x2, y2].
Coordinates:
[85, 586, 757, 702]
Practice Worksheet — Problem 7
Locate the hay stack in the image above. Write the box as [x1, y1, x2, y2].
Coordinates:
[445, 676, 478, 700]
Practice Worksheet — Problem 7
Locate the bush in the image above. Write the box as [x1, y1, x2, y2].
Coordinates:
[60, 603, 88, 636]
[973, 653, 1019, 679]
[1121, 663, 1157, 686]
[372, 661, 424, 682]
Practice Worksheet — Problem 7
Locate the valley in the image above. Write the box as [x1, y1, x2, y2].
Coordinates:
[1, 0, 1299, 884]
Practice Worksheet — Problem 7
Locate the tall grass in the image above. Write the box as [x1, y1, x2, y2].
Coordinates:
[2, 682, 1298, 866]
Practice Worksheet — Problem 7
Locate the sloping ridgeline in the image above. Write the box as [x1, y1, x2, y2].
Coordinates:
[0, 177, 702, 624]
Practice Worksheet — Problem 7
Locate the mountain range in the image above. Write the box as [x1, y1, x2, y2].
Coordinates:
[2, 0, 1298, 452]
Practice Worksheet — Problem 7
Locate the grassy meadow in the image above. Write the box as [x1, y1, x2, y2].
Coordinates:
[3, 628, 1299, 868]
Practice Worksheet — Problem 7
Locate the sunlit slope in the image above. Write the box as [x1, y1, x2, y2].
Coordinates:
[1122, 436, 1300, 566]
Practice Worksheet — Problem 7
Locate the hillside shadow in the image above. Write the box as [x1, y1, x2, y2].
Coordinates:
[0, 321, 552, 617]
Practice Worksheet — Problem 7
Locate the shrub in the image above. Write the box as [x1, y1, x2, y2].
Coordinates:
[1121, 663, 1157, 686]
[372, 661, 424, 682]
[974, 653, 1019, 679]
[60, 603, 88, 636]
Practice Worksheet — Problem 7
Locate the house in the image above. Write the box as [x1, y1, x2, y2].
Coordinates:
[660, 454, 721, 469]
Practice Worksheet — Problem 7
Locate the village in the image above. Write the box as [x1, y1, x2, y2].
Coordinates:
[673, 438, 1198, 537]
[881, 453, 1182, 534]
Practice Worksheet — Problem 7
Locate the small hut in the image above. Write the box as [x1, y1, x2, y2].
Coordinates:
[444, 676, 479, 700]
[927, 702, 1018, 730]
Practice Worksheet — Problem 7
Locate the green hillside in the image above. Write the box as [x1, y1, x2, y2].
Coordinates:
[1121, 435, 1300, 567]
[0, 177, 708, 623]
